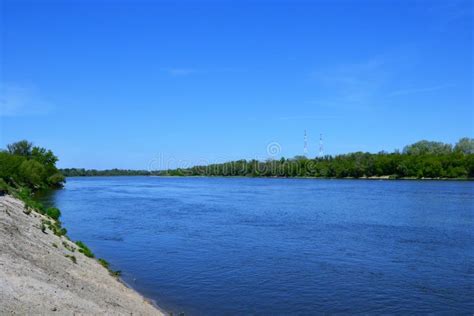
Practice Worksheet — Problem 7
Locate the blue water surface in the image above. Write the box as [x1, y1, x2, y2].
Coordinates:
[43, 177, 474, 314]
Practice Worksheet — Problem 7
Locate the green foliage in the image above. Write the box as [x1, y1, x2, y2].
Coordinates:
[158, 138, 474, 179]
[1, 140, 64, 190]
[97, 258, 122, 278]
[1, 141, 68, 235]
[60, 168, 153, 177]
[42, 218, 51, 224]
[52, 225, 67, 237]
[59, 138, 473, 180]
[47, 172, 66, 187]
[40, 217, 67, 237]
[0, 152, 25, 185]
[17, 189, 47, 215]
[45, 207, 61, 220]
[18, 159, 46, 188]
[44, 218, 67, 237]
[0, 141, 114, 274]
[0, 178, 10, 192]
[454, 138, 474, 154]
[75, 241, 94, 258]
[98, 258, 110, 269]
[403, 140, 452, 155]
[31, 146, 58, 166]
[7, 140, 33, 157]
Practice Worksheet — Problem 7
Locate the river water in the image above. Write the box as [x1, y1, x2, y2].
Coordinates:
[42, 177, 474, 314]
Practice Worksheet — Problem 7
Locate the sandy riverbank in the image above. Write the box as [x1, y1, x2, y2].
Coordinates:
[0, 195, 164, 315]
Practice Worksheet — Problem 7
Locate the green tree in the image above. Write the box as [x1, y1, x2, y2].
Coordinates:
[19, 160, 46, 188]
[31, 147, 59, 167]
[403, 140, 452, 155]
[7, 140, 33, 157]
[454, 138, 474, 154]
[1, 141, 65, 191]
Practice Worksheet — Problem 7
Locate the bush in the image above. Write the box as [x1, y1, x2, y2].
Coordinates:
[0, 178, 10, 192]
[17, 187, 32, 200]
[98, 258, 110, 269]
[48, 173, 65, 187]
[48, 220, 67, 236]
[19, 191, 46, 215]
[53, 226, 67, 237]
[45, 207, 61, 220]
[75, 241, 94, 258]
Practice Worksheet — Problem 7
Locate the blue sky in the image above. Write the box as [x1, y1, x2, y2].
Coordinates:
[1, 0, 472, 169]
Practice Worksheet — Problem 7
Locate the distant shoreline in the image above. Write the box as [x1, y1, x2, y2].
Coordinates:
[62, 175, 474, 181]
[60, 139, 474, 180]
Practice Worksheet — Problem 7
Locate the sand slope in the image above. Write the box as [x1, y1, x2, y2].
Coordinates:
[0, 195, 163, 315]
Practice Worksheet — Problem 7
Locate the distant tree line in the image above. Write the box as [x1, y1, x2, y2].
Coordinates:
[0, 140, 65, 192]
[158, 138, 474, 179]
[60, 168, 154, 177]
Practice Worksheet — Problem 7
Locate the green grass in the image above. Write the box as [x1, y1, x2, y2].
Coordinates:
[14, 188, 63, 223]
[0, 178, 10, 192]
[97, 258, 123, 278]
[51, 223, 67, 237]
[98, 258, 110, 269]
[75, 241, 94, 258]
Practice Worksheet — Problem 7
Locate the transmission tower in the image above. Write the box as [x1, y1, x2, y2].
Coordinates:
[319, 133, 324, 157]
[304, 130, 308, 156]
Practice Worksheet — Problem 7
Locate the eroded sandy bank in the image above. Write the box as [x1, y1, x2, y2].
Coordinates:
[0, 195, 164, 315]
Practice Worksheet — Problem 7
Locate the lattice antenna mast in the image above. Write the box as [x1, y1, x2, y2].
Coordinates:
[319, 133, 324, 157]
[303, 130, 308, 156]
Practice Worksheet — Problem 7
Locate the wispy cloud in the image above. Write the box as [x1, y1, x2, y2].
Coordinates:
[427, 0, 473, 27]
[276, 115, 342, 121]
[388, 84, 453, 97]
[308, 47, 450, 110]
[0, 84, 54, 117]
[245, 114, 343, 123]
[163, 67, 245, 77]
[310, 57, 389, 110]
[166, 68, 198, 77]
